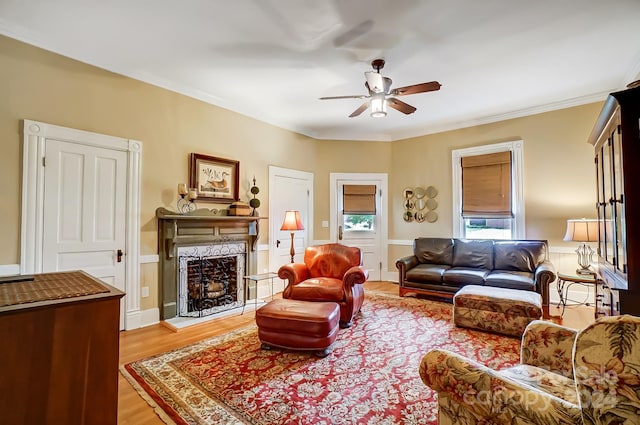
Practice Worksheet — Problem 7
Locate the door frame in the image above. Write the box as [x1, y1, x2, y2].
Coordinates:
[20, 119, 142, 330]
[268, 166, 314, 275]
[329, 172, 388, 279]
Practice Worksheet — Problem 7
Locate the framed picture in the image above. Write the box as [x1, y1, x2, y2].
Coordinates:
[189, 153, 239, 203]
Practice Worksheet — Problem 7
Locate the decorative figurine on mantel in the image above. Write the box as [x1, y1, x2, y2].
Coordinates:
[249, 176, 260, 216]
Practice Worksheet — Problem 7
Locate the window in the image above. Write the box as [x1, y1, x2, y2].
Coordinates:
[343, 184, 376, 231]
[452, 141, 524, 239]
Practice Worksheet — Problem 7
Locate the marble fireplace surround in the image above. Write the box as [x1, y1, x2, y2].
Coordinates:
[156, 207, 262, 322]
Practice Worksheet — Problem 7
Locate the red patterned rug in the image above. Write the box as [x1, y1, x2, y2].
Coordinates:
[121, 292, 520, 424]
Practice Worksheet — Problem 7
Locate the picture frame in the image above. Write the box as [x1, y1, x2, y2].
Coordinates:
[189, 153, 239, 203]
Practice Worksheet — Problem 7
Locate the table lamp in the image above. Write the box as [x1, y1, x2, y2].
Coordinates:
[280, 210, 304, 263]
[563, 218, 598, 275]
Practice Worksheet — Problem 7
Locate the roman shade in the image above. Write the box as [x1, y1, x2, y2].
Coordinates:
[343, 185, 376, 214]
[461, 151, 512, 218]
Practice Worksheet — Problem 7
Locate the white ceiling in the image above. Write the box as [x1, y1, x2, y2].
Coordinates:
[2, 0, 640, 142]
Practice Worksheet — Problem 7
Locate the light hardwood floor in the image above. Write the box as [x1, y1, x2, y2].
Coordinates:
[117, 281, 596, 424]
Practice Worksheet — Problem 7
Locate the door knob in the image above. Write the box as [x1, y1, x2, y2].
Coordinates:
[117, 249, 124, 263]
[276, 240, 281, 247]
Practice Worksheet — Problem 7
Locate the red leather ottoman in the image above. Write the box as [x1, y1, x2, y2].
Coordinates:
[255, 299, 340, 357]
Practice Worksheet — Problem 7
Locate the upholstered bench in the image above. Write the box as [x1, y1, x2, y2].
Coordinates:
[255, 299, 340, 357]
[453, 285, 543, 337]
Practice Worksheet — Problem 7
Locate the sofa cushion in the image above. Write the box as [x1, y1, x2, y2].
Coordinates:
[443, 267, 489, 286]
[485, 270, 535, 291]
[452, 239, 494, 269]
[494, 241, 547, 272]
[414, 238, 454, 265]
[286, 277, 344, 302]
[406, 263, 450, 284]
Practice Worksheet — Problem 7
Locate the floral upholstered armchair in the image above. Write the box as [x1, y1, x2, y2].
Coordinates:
[420, 315, 640, 424]
[278, 243, 368, 328]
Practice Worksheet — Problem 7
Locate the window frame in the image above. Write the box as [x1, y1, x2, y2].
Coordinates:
[452, 140, 525, 239]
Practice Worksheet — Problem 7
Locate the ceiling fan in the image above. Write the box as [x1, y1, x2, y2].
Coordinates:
[319, 59, 441, 118]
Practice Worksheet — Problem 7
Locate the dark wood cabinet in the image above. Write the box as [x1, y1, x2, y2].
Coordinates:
[595, 279, 621, 318]
[0, 271, 124, 425]
[589, 82, 640, 316]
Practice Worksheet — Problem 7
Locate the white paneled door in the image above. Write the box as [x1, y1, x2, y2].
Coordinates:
[42, 139, 127, 327]
[268, 166, 313, 293]
[330, 173, 388, 281]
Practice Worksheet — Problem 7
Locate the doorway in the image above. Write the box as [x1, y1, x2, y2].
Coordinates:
[268, 166, 313, 293]
[330, 173, 388, 281]
[20, 120, 141, 330]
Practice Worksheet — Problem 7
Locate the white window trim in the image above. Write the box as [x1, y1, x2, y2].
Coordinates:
[451, 140, 525, 239]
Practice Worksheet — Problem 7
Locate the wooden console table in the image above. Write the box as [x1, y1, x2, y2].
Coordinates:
[0, 271, 124, 425]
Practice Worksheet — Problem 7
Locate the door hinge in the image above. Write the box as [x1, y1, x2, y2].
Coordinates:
[617, 124, 621, 134]
[42, 157, 46, 167]
[379, 188, 382, 197]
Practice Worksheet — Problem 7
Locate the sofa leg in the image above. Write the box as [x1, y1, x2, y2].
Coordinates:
[339, 320, 352, 329]
[315, 348, 331, 358]
[260, 343, 272, 351]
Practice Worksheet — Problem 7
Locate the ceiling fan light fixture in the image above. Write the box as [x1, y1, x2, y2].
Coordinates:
[370, 94, 387, 118]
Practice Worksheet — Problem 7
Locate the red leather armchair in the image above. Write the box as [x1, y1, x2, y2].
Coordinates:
[277, 243, 368, 328]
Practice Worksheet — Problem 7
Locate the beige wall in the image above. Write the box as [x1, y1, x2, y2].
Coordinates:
[313, 140, 393, 240]
[1, 35, 318, 254]
[386, 104, 602, 271]
[0, 36, 317, 310]
[1, 35, 603, 313]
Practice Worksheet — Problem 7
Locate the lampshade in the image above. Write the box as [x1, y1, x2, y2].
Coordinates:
[563, 219, 598, 242]
[370, 94, 387, 118]
[281, 210, 304, 231]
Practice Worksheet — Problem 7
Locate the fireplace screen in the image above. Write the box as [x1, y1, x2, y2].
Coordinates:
[177, 243, 245, 317]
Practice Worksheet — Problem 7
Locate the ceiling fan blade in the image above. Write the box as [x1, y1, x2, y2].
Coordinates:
[390, 81, 441, 96]
[319, 94, 369, 100]
[387, 98, 417, 115]
[349, 102, 369, 118]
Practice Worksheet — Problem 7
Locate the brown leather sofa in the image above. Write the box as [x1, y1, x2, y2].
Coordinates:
[396, 238, 556, 310]
[278, 243, 368, 328]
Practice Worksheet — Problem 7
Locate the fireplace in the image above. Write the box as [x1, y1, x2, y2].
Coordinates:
[177, 243, 245, 317]
[156, 207, 261, 321]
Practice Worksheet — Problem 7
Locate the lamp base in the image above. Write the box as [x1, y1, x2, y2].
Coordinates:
[575, 243, 595, 275]
[576, 267, 595, 276]
[289, 232, 295, 263]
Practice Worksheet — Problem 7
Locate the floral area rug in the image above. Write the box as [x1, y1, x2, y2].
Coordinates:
[121, 292, 521, 425]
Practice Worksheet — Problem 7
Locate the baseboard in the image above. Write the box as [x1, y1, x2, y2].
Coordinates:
[125, 310, 141, 330]
[140, 307, 160, 328]
[382, 270, 398, 282]
[125, 307, 160, 329]
[0, 264, 20, 276]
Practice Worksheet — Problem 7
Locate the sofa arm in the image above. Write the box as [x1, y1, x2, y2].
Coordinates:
[278, 263, 310, 286]
[343, 265, 368, 289]
[520, 320, 578, 378]
[535, 260, 556, 307]
[420, 349, 580, 423]
[395, 255, 419, 283]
